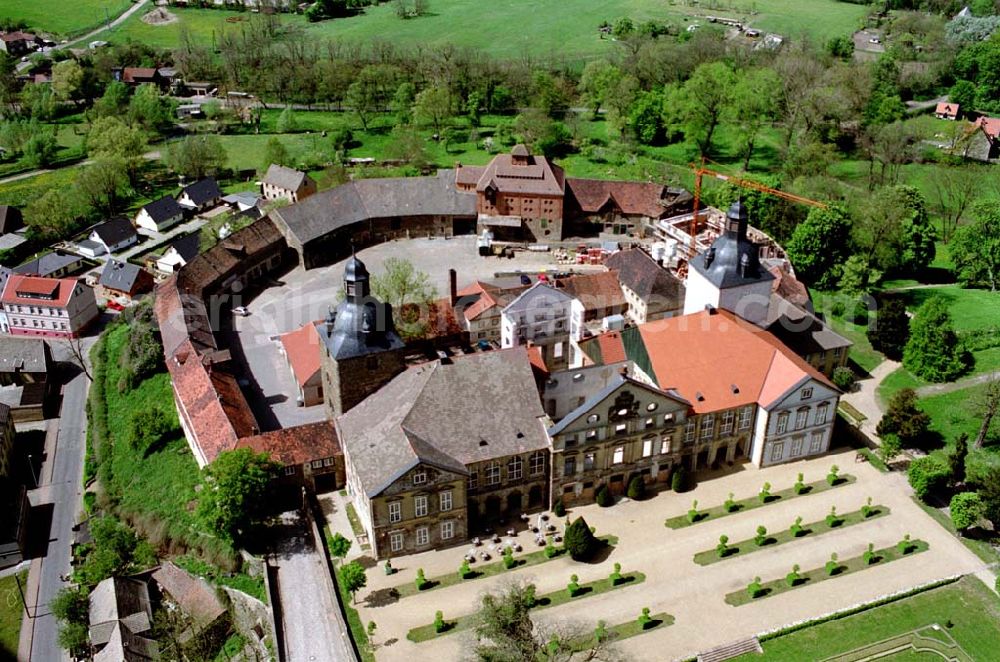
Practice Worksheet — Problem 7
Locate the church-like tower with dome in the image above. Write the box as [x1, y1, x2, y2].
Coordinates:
[319, 254, 406, 419]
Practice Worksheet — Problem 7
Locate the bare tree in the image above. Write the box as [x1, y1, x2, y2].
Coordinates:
[973, 377, 1000, 450]
[926, 166, 983, 242]
[62, 336, 92, 381]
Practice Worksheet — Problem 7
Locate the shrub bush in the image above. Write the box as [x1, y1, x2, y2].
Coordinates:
[567, 574, 580, 597]
[827, 465, 840, 486]
[908, 456, 950, 501]
[687, 499, 700, 524]
[832, 366, 856, 391]
[416, 568, 428, 590]
[754, 525, 768, 546]
[794, 472, 806, 495]
[564, 516, 599, 561]
[544, 538, 558, 558]
[434, 610, 446, 633]
[825, 553, 839, 576]
[759, 482, 772, 503]
[595, 486, 613, 507]
[671, 466, 689, 492]
[553, 500, 566, 517]
[627, 475, 646, 500]
[459, 559, 472, 579]
[638, 607, 653, 629]
[785, 564, 801, 587]
[747, 576, 764, 599]
[594, 620, 607, 643]
[503, 546, 515, 569]
[716, 534, 730, 558]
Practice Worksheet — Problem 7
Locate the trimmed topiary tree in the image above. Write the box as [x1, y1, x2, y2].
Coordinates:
[553, 500, 566, 517]
[638, 607, 653, 629]
[563, 516, 599, 561]
[785, 564, 801, 587]
[544, 538, 558, 558]
[567, 574, 580, 597]
[898, 534, 914, 554]
[747, 576, 764, 599]
[459, 559, 472, 579]
[825, 553, 839, 576]
[754, 525, 768, 546]
[627, 475, 646, 500]
[503, 546, 515, 569]
[595, 485, 613, 507]
[610, 562, 623, 585]
[827, 465, 840, 486]
[861, 497, 874, 518]
[672, 466, 689, 492]
[863, 542, 877, 565]
[759, 482, 772, 503]
[826, 505, 841, 527]
[790, 516, 804, 537]
[794, 472, 806, 495]
[724, 492, 737, 513]
[716, 534, 730, 558]
[416, 568, 428, 590]
[434, 610, 446, 633]
[687, 499, 700, 524]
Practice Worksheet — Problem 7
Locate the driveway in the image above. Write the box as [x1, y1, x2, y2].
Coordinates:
[345, 448, 986, 661]
[272, 511, 356, 662]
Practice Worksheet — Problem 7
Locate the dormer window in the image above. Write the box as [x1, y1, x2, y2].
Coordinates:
[413, 472, 427, 485]
[801, 387, 813, 400]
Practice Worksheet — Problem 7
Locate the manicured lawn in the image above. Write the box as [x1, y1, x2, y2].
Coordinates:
[896, 285, 1000, 334]
[406, 571, 647, 642]
[569, 612, 674, 650]
[665, 472, 855, 530]
[96, 0, 864, 59]
[391, 535, 618, 598]
[725, 539, 929, 606]
[693, 504, 889, 566]
[0, 571, 26, 658]
[732, 576, 1000, 661]
[2, 0, 131, 37]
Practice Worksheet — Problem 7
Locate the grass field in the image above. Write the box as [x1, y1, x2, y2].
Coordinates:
[2, 0, 131, 37]
[0, 571, 26, 659]
[732, 576, 1000, 660]
[94, 0, 867, 59]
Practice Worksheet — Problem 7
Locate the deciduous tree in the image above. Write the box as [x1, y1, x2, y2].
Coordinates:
[680, 61, 735, 157]
[950, 199, 1000, 291]
[412, 85, 452, 136]
[784, 205, 851, 288]
[77, 157, 131, 216]
[867, 297, 910, 361]
[877, 388, 931, 448]
[339, 561, 367, 603]
[197, 448, 279, 543]
[164, 134, 226, 179]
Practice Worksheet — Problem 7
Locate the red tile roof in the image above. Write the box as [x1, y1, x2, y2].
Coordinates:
[935, 102, 958, 117]
[2, 275, 78, 307]
[556, 271, 626, 314]
[768, 264, 810, 308]
[279, 321, 322, 387]
[566, 178, 671, 218]
[122, 67, 158, 83]
[167, 340, 258, 464]
[974, 116, 1000, 139]
[236, 421, 341, 467]
[594, 331, 627, 364]
[638, 310, 835, 413]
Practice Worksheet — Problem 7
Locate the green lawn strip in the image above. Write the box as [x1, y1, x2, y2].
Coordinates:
[853, 448, 888, 473]
[567, 612, 675, 651]
[911, 497, 1000, 565]
[730, 576, 1000, 661]
[665, 475, 857, 529]
[393, 535, 618, 598]
[0, 571, 27, 658]
[725, 540, 930, 607]
[407, 572, 647, 642]
[344, 502, 370, 550]
[323, 525, 374, 662]
[694, 505, 890, 566]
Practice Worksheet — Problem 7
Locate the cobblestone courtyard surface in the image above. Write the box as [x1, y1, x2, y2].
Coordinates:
[328, 449, 987, 661]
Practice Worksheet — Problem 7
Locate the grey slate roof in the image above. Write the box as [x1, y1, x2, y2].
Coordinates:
[605, 248, 685, 312]
[263, 164, 309, 191]
[180, 178, 222, 207]
[92, 216, 137, 247]
[89, 577, 153, 647]
[273, 170, 476, 245]
[99, 260, 145, 292]
[141, 196, 184, 223]
[13, 252, 81, 277]
[338, 348, 549, 498]
[502, 281, 574, 315]
[764, 295, 852, 354]
[0, 233, 26, 251]
[165, 233, 200, 263]
[0, 336, 49, 373]
[689, 202, 774, 291]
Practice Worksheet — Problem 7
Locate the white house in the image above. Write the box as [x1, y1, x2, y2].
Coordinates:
[136, 197, 185, 233]
[500, 281, 574, 371]
[177, 178, 222, 212]
[89, 217, 138, 255]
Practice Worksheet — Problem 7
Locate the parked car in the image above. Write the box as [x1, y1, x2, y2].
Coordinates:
[233, 306, 250, 316]
[107, 300, 124, 311]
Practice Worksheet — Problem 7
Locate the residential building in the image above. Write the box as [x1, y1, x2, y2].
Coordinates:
[683, 200, 775, 326]
[115, 67, 163, 87]
[500, 281, 574, 371]
[89, 217, 139, 255]
[236, 421, 344, 493]
[88, 576, 159, 662]
[577, 308, 840, 471]
[0, 403, 13, 484]
[13, 252, 84, 279]
[222, 191, 263, 213]
[764, 297, 851, 378]
[151, 563, 229, 651]
[453, 278, 528, 343]
[557, 271, 627, 341]
[318, 255, 406, 419]
[935, 102, 960, 120]
[262, 164, 317, 204]
[605, 247, 685, 324]
[0, 336, 52, 421]
[136, 196, 185, 233]
[0, 206, 23, 235]
[962, 118, 1000, 162]
[153, 233, 200, 275]
[459, 145, 566, 242]
[1, 275, 99, 338]
[564, 179, 692, 237]
[278, 320, 323, 406]
[0, 32, 38, 56]
[178, 178, 223, 212]
[97, 260, 154, 303]
[338, 348, 549, 559]
[548, 371, 691, 505]
[0, 268, 11, 334]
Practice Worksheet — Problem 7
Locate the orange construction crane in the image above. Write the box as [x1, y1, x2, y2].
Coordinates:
[689, 162, 827, 256]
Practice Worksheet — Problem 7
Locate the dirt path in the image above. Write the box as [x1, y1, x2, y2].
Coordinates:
[915, 370, 1000, 398]
[842, 359, 900, 441]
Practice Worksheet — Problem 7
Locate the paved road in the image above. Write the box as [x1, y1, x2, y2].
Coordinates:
[841, 359, 899, 442]
[273, 512, 357, 662]
[22, 370, 89, 662]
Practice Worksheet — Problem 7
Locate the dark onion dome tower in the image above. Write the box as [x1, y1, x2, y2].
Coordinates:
[319, 255, 406, 419]
[682, 200, 775, 325]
